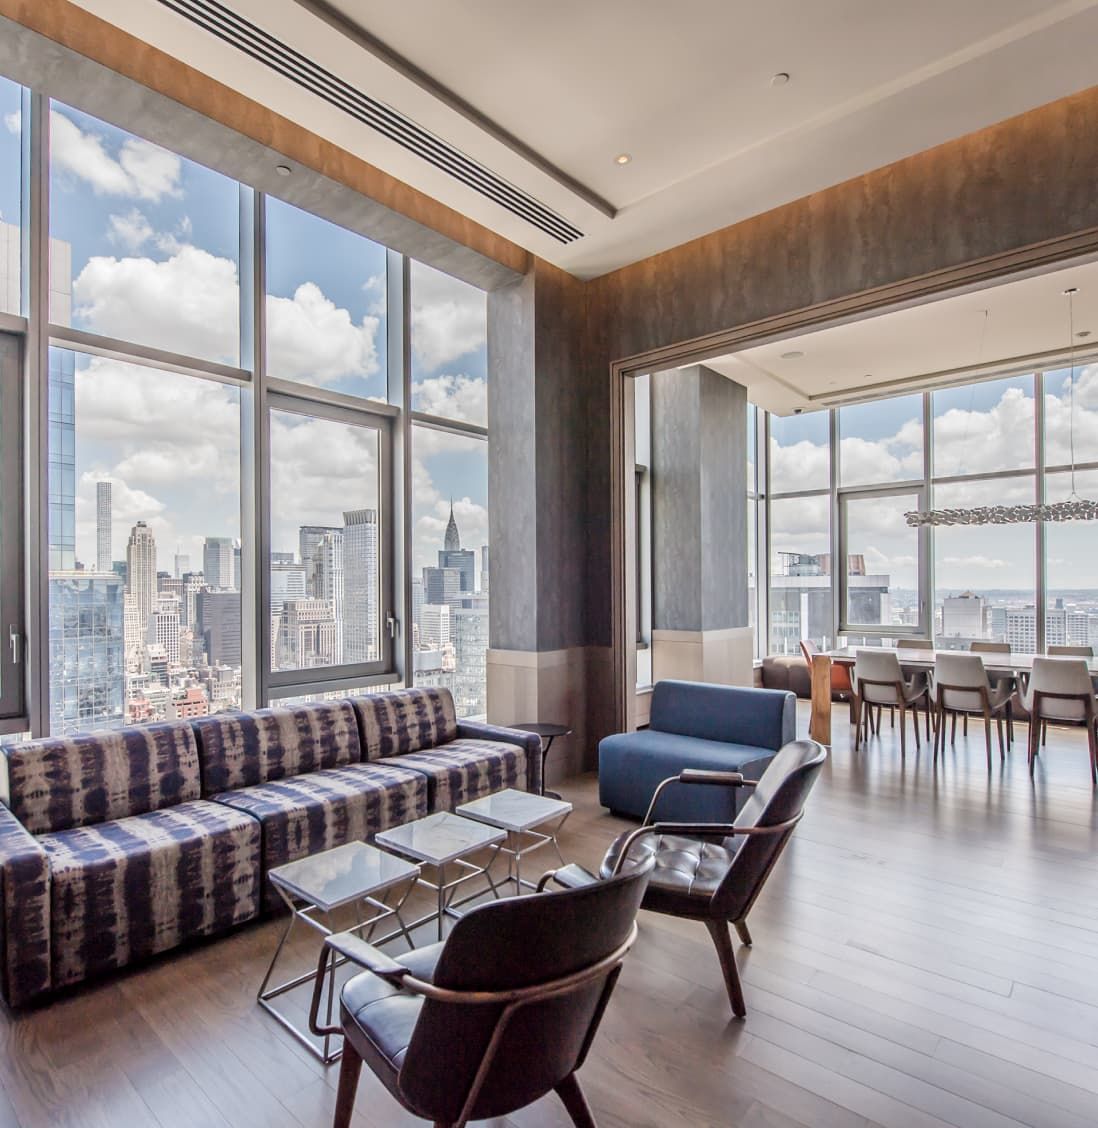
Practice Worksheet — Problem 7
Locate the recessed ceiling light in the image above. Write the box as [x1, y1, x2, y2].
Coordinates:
[275, 164, 292, 177]
[615, 153, 632, 166]
[780, 350, 804, 359]
[770, 72, 791, 87]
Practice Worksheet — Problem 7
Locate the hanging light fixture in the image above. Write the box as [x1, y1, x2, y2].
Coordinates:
[906, 287, 1098, 527]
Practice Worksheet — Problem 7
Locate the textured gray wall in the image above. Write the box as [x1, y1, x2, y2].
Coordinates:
[487, 261, 586, 652]
[651, 366, 746, 632]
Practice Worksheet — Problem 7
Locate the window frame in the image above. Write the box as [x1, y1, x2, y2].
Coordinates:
[0, 333, 25, 724]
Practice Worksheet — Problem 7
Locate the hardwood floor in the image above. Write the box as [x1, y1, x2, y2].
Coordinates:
[2, 701, 1097, 1128]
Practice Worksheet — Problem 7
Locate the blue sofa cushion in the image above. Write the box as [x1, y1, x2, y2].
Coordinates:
[39, 799, 260, 988]
[598, 730, 774, 823]
[649, 681, 795, 750]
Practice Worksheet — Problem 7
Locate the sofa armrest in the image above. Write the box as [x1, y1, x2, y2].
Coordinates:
[456, 721, 544, 794]
[0, 804, 51, 1007]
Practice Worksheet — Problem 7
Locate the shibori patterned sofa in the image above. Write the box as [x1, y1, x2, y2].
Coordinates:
[0, 687, 539, 1007]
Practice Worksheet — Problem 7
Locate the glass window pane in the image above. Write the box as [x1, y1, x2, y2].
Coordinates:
[410, 262, 487, 426]
[746, 405, 756, 492]
[839, 394, 923, 486]
[768, 411, 828, 495]
[768, 493, 830, 654]
[1044, 469, 1098, 649]
[1044, 363, 1098, 468]
[48, 349, 241, 734]
[0, 77, 22, 316]
[932, 476, 1035, 648]
[932, 374, 1034, 477]
[268, 410, 382, 671]
[265, 197, 387, 401]
[747, 497, 757, 648]
[842, 492, 920, 628]
[411, 425, 488, 718]
[49, 101, 240, 365]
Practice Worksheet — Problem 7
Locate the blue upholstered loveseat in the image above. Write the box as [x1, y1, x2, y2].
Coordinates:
[0, 687, 539, 1007]
[598, 680, 797, 822]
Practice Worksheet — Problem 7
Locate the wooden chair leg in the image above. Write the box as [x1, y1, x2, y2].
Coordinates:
[333, 1043, 363, 1128]
[1042, 720, 1047, 747]
[854, 697, 862, 750]
[983, 709, 993, 771]
[996, 716, 1005, 760]
[964, 715, 968, 737]
[734, 919, 753, 946]
[1088, 722, 1098, 787]
[1028, 716, 1038, 777]
[911, 702, 921, 749]
[899, 705, 907, 756]
[950, 712, 957, 746]
[705, 919, 746, 1018]
[925, 697, 931, 739]
[555, 1073, 597, 1128]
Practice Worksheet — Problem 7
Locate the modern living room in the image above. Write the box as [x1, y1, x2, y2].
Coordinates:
[2, 3, 1098, 1128]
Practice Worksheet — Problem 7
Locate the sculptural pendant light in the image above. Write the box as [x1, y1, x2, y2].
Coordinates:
[906, 286, 1098, 527]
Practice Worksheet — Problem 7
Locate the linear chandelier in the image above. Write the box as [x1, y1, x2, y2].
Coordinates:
[906, 286, 1096, 528]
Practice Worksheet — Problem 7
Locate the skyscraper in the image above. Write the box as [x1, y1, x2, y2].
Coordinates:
[343, 508, 379, 663]
[314, 530, 344, 663]
[95, 480, 112, 573]
[299, 525, 341, 595]
[126, 521, 157, 637]
[173, 551, 190, 579]
[195, 590, 241, 667]
[203, 536, 234, 590]
[422, 565, 462, 608]
[438, 500, 476, 597]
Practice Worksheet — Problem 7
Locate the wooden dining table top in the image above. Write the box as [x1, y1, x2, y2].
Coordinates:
[827, 646, 1098, 676]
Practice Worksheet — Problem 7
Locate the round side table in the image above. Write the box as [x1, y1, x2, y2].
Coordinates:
[512, 722, 572, 800]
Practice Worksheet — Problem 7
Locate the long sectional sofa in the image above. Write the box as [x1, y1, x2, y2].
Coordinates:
[0, 687, 540, 1008]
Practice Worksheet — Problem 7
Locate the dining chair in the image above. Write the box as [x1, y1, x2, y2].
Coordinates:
[932, 652, 1011, 769]
[897, 638, 934, 649]
[309, 858, 654, 1128]
[1021, 657, 1098, 784]
[800, 639, 853, 701]
[852, 650, 931, 754]
[969, 641, 1015, 742]
[1036, 648, 1092, 745]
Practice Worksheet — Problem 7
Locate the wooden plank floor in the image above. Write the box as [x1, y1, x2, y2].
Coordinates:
[2, 701, 1097, 1128]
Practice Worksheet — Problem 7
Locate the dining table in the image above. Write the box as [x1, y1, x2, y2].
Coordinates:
[806, 646, 1098, 745]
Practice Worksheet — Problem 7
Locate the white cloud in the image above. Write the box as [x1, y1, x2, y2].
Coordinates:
[50, 109, 182, 201]
[107, 209, 153, 253]
[73, 245, 239, 363]
[267, 283, 381, 385]
[943, 555, 1008, 569]
[411, 374, 487, 425]
[411, 263, 486, 372]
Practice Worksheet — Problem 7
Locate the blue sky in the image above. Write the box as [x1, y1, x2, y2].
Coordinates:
[23, 97, 489, 580]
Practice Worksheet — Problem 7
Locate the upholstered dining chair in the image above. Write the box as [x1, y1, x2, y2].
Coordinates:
[1021, 657, 1098, 784]
[1041, 647, 1095, 745]
[968, 640, 1016, 742]
[309, 857, 653, 1128]
[587, 740, 826, 1019]
[897, 638, 934, 649]
[932, 652, 1012, 769]
[853, 650, 931, 754]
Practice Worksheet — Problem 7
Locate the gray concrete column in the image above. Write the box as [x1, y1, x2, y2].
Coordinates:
[650, 365, 752, 684]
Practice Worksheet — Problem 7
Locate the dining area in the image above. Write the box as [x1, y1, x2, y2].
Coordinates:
[803, 639, 1098, 783]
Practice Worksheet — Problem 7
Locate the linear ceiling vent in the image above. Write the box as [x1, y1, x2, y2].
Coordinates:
[158, 0, 584, 243]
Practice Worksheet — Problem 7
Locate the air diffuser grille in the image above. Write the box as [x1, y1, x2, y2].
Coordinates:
[157, 0, 584, 243]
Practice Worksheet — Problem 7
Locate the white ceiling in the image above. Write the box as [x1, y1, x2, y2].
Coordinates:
[67, 1, 1098, 278]
[705, 256, 1098, 414]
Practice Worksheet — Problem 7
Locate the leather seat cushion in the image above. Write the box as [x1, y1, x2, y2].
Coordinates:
[600, 829, 742, 918]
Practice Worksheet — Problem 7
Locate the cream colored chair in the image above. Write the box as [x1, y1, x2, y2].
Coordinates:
[932, 652, 1011, 769]
[1021, 657, 1097, 784]
[853, 650, 930, 755]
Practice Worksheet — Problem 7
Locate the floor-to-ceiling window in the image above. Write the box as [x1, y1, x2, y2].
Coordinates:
[0, 82, 494, 737]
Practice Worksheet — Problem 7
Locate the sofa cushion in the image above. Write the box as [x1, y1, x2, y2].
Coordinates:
[212, 763, 427, 910]
[598, 730, 774, 823]
[376, 739, 525, 812]
[3, 722, 201, 835]
[649, 681, 796, 750]
[351, 688, 458, 762]
[193, 701, 361, 794]
[39, 800, 260, 988]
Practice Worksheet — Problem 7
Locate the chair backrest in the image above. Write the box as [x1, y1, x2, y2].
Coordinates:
[1, 722, 201, 835]
[800, 640, 852, 694]
[853, 649, 904, 705]
[193, 701, 361, 794]
[349, 687, 458, 761]
[897, 638, 934, 650]
[1025, 657, 1096, 722]
[712, 740, 827, 920]
[397, 861, 652, 1124]
[799, 639, 819, 664]
[649, 680, 795, 751]
[934, 652, 990, 713]
[1047, 644, 1095, 658]
[970, 641, 1010, 654]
